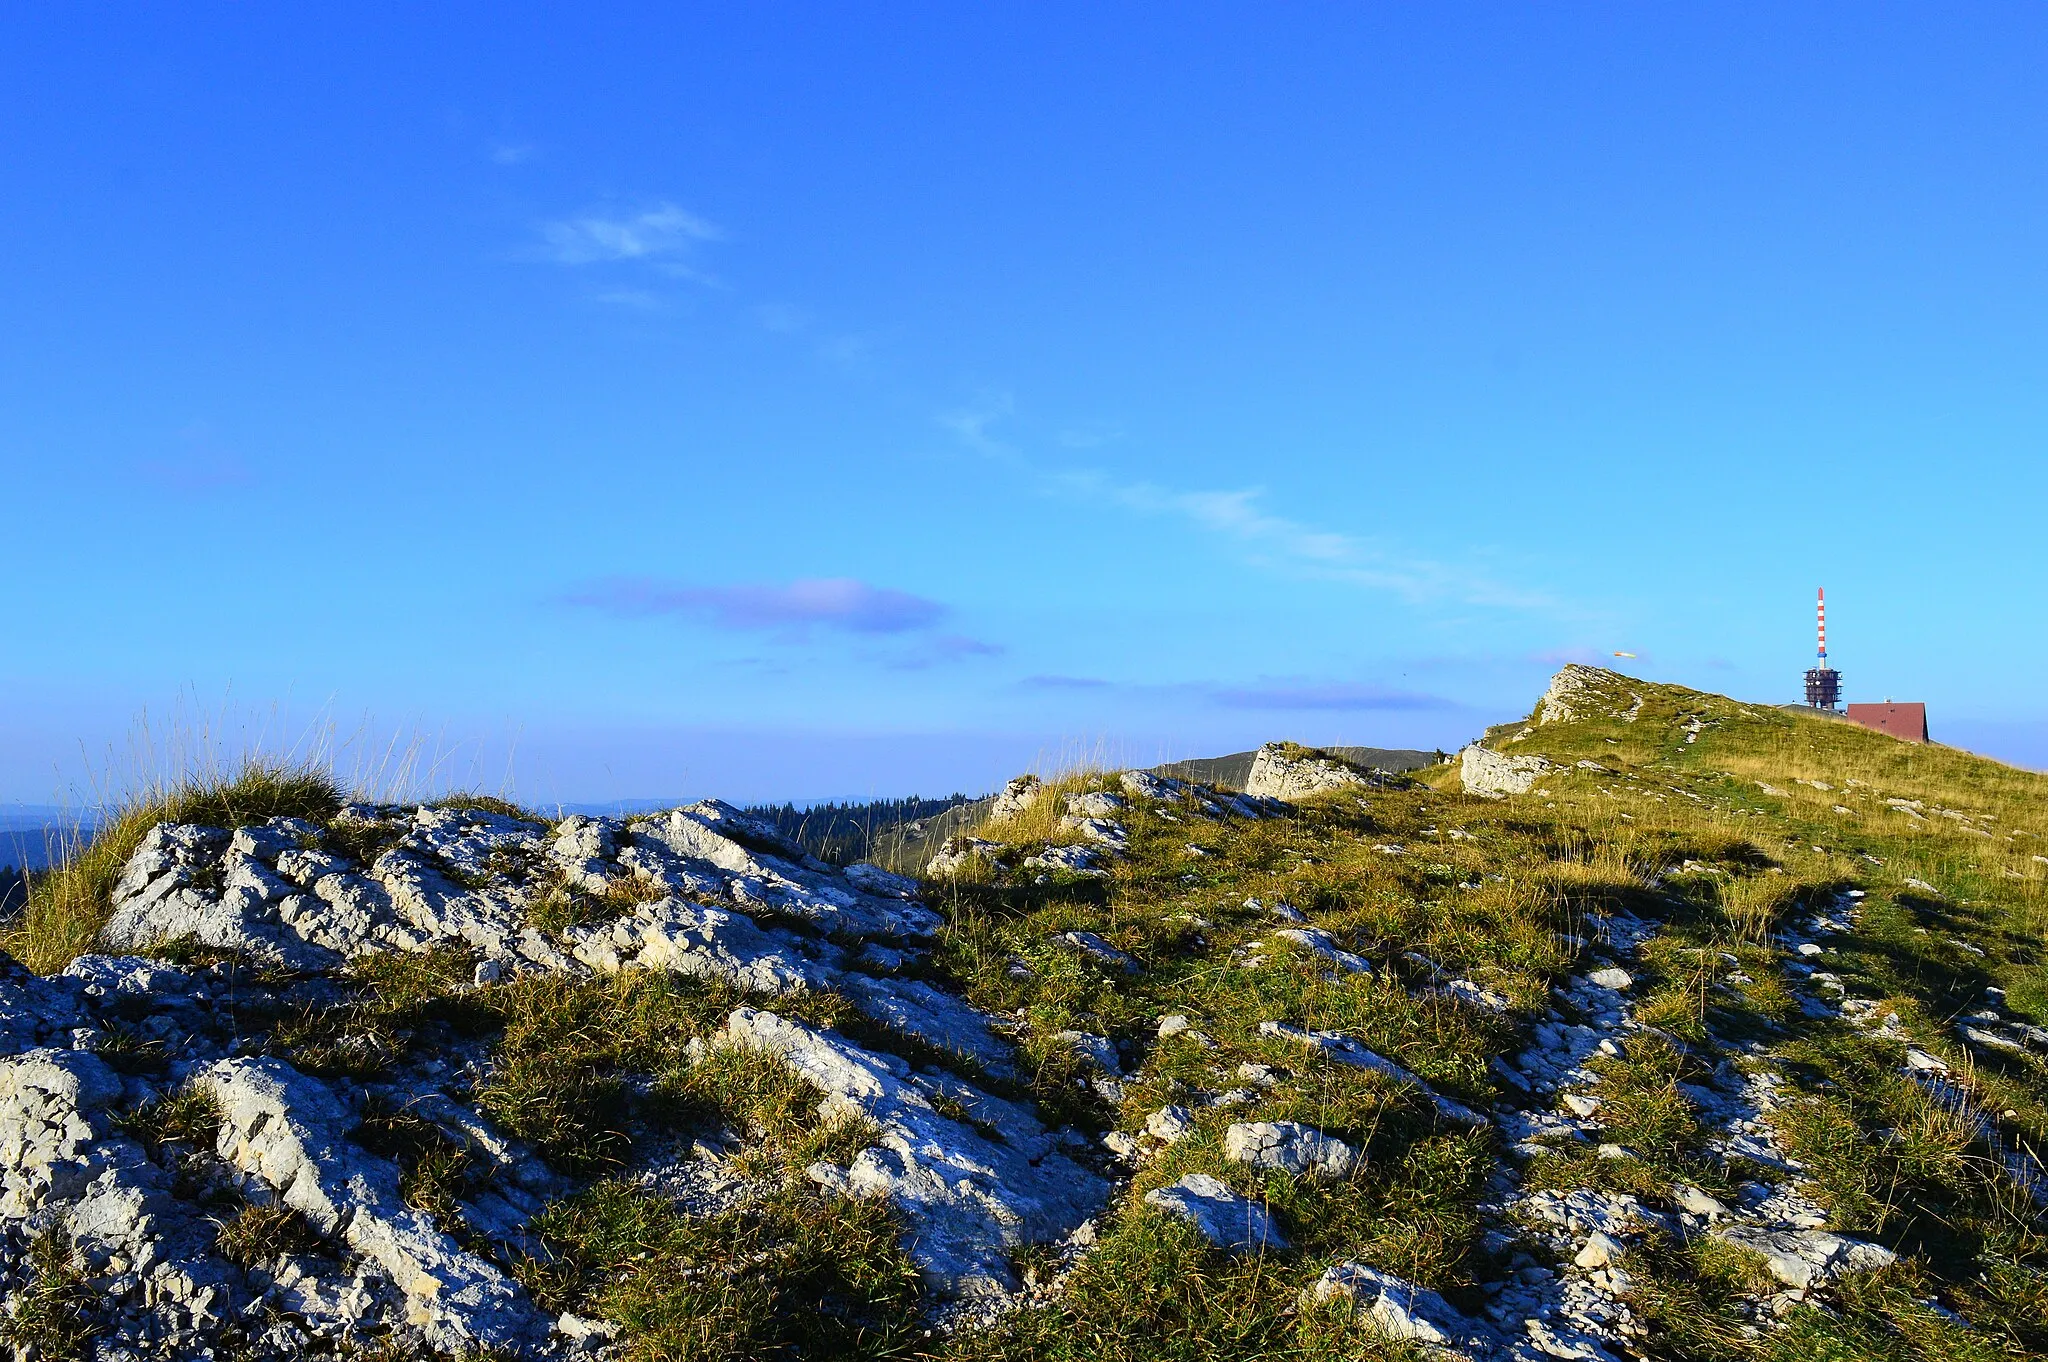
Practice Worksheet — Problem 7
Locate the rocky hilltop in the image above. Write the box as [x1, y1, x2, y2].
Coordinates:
[4, 692, 2048, 1362]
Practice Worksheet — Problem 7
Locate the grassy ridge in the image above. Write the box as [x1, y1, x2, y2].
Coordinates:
[10, 671, 2048, 1360]
[913, 673, 2048, 1360]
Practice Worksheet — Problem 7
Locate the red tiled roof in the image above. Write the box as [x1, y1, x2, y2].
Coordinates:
[1845, 702, 1928, 742]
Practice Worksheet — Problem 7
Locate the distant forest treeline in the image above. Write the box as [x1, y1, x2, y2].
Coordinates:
[744, 795, 976, 867]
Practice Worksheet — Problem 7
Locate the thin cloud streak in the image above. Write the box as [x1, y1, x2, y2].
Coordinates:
[567, 577, 948, 635]
[936, 399, 1560, 613]
[1055, 470, 1556, 611]
[536, 204, 722, 266]
[1020, 674, 1114, 690]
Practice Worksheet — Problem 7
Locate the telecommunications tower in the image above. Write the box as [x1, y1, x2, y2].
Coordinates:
[1803, 588, 1841, 710]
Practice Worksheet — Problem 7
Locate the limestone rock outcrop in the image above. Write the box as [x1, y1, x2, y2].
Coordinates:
[1243, 743, 1373, 802]
[1460, 745, 1555, 799]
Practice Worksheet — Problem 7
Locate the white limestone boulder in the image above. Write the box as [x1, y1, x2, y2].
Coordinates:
[1459, 745, 1555, 799]
[1244, 744, 1372, 802]
[1223, 1121, 1357, 1182]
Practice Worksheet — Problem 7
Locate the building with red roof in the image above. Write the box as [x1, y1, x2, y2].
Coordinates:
[1845, 702, 1928, 743]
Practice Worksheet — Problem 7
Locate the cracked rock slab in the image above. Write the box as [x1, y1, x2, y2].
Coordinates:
[719, 1008, 1106, 1301]
[1305, 1261, 1489, 1348]
[197, 1057, 549, 1354]
[1712, 1225, 1898, 1293]
[1143, 1173, 1287, 1253]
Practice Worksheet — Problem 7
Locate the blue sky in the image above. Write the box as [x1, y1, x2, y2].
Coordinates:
[5, 4, 2047, 805]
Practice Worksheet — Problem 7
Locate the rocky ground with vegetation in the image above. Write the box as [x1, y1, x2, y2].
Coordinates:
[3, 665, 2047, 1360]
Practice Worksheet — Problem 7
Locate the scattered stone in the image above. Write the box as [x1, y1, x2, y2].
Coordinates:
[1118, 770, 1186, 802]
[1304, 1261, 1489, 1348]
[1588, 967, 1633, 991]
[200, 1057, 549, 1354]
[989, 775, 1044, 823]
[1258, 1022, 1485, 1125]
[1273, 927, 1373, 974]
[1712, 1226, 1897, 1293]
[1143, 1173, 1287, 1253]
[1057, 816, 1130, 852]
[926, 837, 1001, 877]
[1249, 896, 1306, 923]
[1574, 1230, 1625, 1269]
[1059, 931, 1139, 973]
[1145, 1106, 1197, 1144]
[1223, 1121, 1356, 1181]
[1024, 844, 1109, 876]
[1056, 1031, 1123, 1075]
[1674, 1185, 1729, 1219]
[725, 1008, 1106, 1299]
[1065, 791, 1127, 820]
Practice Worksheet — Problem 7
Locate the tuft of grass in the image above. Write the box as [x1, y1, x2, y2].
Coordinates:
[527, 866, 671, 937]
[115, 1082, 225, 1156]
[949, 1205, 1387, 1362]
[352, 1099, 490, 1227]
[514, 1179, 925, 1362]
[212, 1200, 323, 1268]
[1716, 873, 1800, 946]
[0, 1227, 99, 1356]
[431, 792, 536, 820]
[269, 947, 489, 1080]
[1, 761, 342, 974]
[470, 969, 854, 1178]
[978, 766, 1115, 849]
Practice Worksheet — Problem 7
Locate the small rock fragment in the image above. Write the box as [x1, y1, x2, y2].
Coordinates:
[1143, 1173, 1288, 1253]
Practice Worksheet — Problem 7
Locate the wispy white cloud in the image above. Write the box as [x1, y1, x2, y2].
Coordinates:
[488, 141, 535, 166]
[936, 399, 1559, 612]
[936, 393, 1016, 459]
[1061, 473, 1556, 609]
[535, 203, 722, 271]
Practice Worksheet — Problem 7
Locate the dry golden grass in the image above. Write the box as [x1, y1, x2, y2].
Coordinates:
[978, 767, 1114, 849]
[3, 762, 343, 974]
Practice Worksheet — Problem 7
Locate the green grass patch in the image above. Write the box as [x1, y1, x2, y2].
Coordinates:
[515, 1180, 924, 1362]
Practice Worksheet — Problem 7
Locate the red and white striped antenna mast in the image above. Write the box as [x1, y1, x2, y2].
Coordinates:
[1803, 587, 1841, 710]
